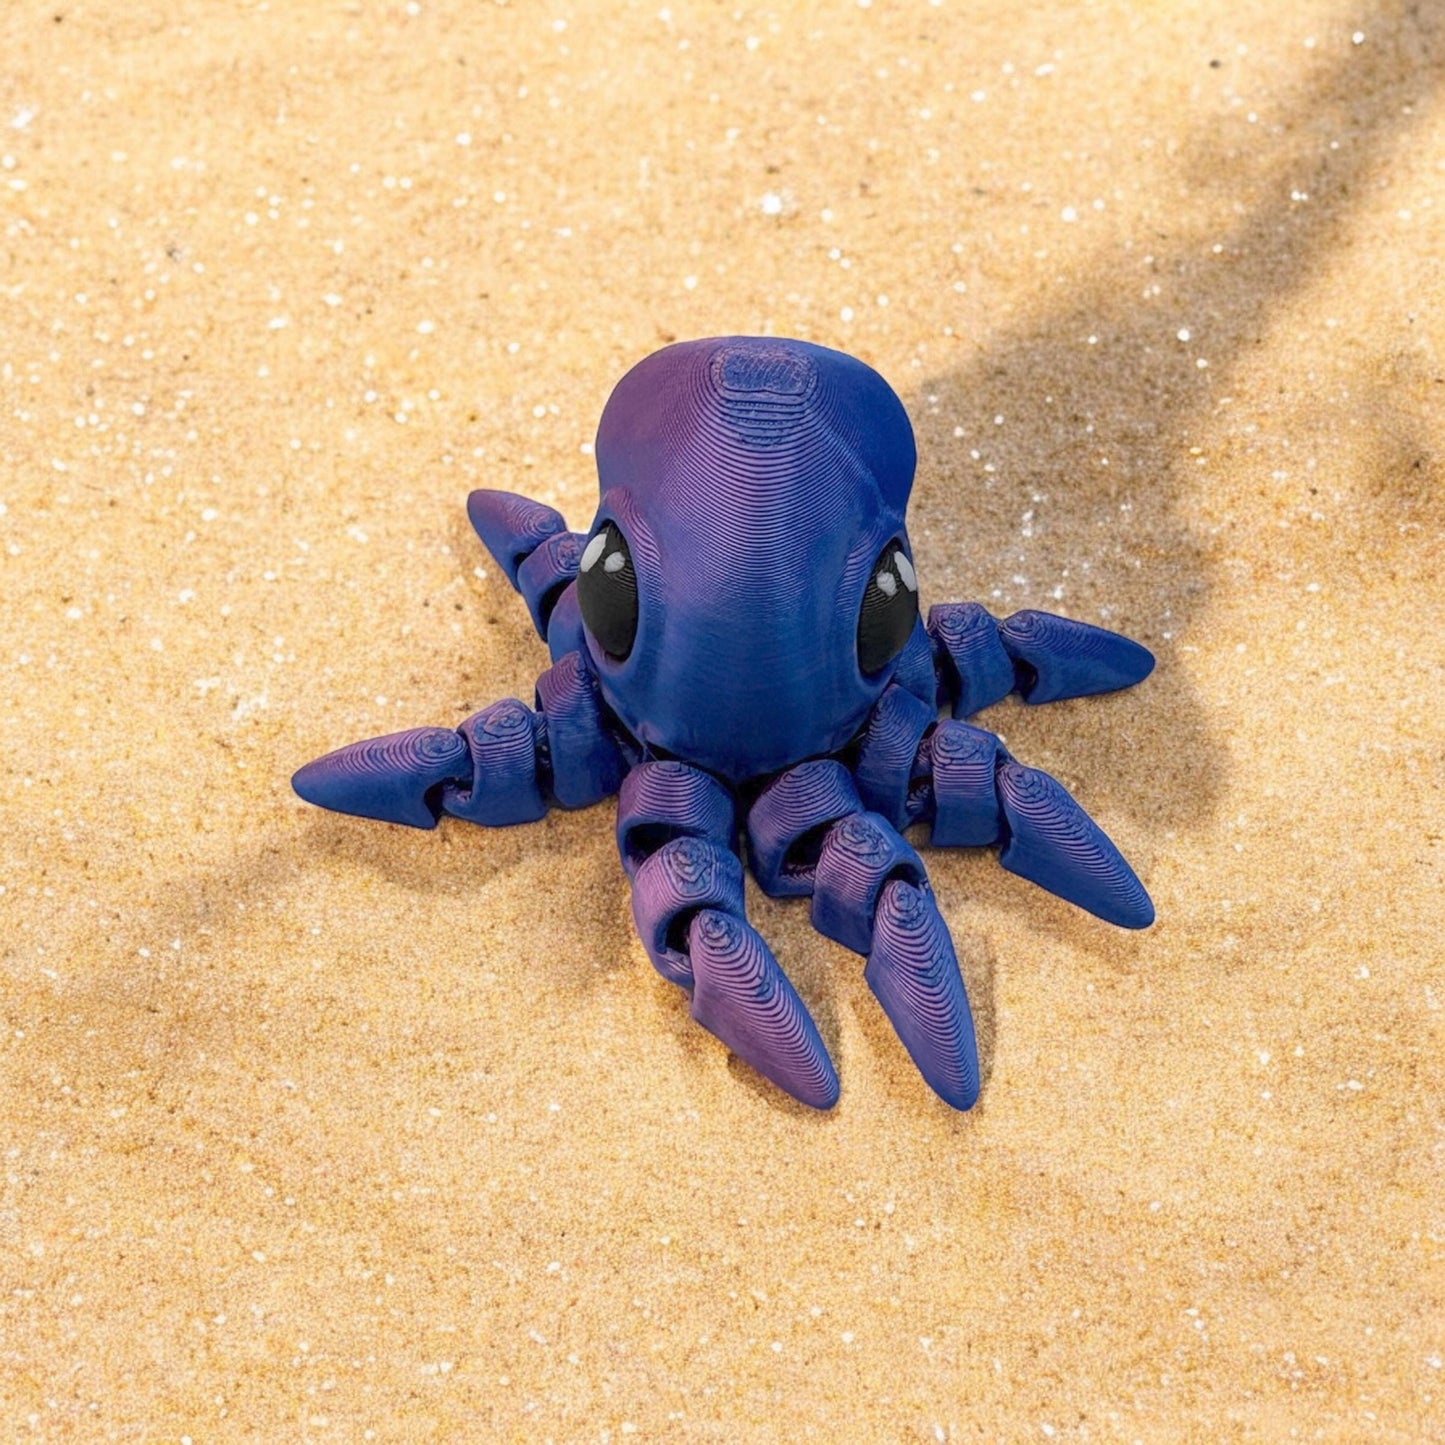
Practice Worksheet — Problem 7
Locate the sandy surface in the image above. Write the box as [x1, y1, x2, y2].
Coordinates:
[2, 1, 1442, 1439]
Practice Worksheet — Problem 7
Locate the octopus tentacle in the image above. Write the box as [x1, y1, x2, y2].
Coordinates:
[619, 760, 839, 1110]
[466, 487, 586, 657]
[911, 719, 1153, 929]
[291, 650, 626, 829]
[865, 878, 980, 1111]
[844, 662, 1156, 929]
[746, 764, 979, 1111]
[928, 601, 1154, 718]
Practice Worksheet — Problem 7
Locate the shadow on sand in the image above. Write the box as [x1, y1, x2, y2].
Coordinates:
[905, 6, 1442, 838]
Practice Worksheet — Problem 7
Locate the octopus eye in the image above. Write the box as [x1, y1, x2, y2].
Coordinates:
[577, 520, 639, 661]
[857, 541, 919, 675]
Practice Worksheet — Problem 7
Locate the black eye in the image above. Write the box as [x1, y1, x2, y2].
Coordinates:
[857, 542, 919, 675]
[576, 520, 639, 661]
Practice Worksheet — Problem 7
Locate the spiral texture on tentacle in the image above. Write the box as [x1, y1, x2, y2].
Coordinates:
[994, 761, 1154, 927]
[517, 529, 584, 639]
[901, 717, 1154, 928]
[290, 727, 472, 831]
[811, 812, 929, 956]
[745, 763, 977, 1111]
[687, 909, 839, 1110]
[467, 487, 585, 644]
[998, 610, 1155, 704]
[621, 759, 838, 1109]
[442, 699, 548, 825]
[291, 651, 625, 829]
[850, 682, 936, 831]
[746, 760, 864, 897]
[928, 602, 1155, 719]
[927, 602, 1016, 719]
[865, 879, 979, 1110]
[923, 721, 1004, 848]
[630, 836, 747, 986]
[466, 488, 568, 586]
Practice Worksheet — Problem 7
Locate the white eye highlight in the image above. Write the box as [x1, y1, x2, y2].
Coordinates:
[604, 551, 626, 573]
[875, 569, 898, 597]
[580, 532, 608, 572]
[894, 552, 917, 592]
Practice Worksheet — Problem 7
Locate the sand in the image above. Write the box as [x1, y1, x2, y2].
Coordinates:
[2, 1, 1442, 1439]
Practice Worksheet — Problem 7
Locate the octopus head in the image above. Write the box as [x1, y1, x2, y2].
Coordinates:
[576, 336, 920, 783]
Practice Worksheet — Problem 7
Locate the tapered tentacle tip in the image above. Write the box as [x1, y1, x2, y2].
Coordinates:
[865, 880, 980, 1111]
[996, 762, 1155, 929]
[1000, 610, 1155, 704]
[687, 909, 839, 1110]
[292, 727, 470, 830]
[1117, 889, 1156, 930]
[466, 488, 567, 586]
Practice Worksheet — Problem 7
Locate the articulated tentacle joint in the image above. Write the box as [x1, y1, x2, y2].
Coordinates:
[928, 601, 1154, 719]
[543, 582, 587, 663]
[891, 617, 939, 711]
[467, 488, 586, 650]
[517, 530, 583, 641]
[535, 652, 626, 807]
[616, 758, 737, 877]
[850, 683, 936, 830]
[811, 811, 929, 956]
[466, 488, 567, 586]
[630, 835, 746, 987]
[920, 719, 1154, 929]
[746, 763, 978, 1111]
[291, 651, 624, 830]
[619, 761, 838, 1109]
[442, 699, 548, 826]
[746, 760, 864, 898]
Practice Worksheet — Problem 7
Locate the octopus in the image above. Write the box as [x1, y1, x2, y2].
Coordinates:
[293, 337, 1155, 1111]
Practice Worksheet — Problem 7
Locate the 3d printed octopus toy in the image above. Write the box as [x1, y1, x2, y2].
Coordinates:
[294, 337, 1155, 1111]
